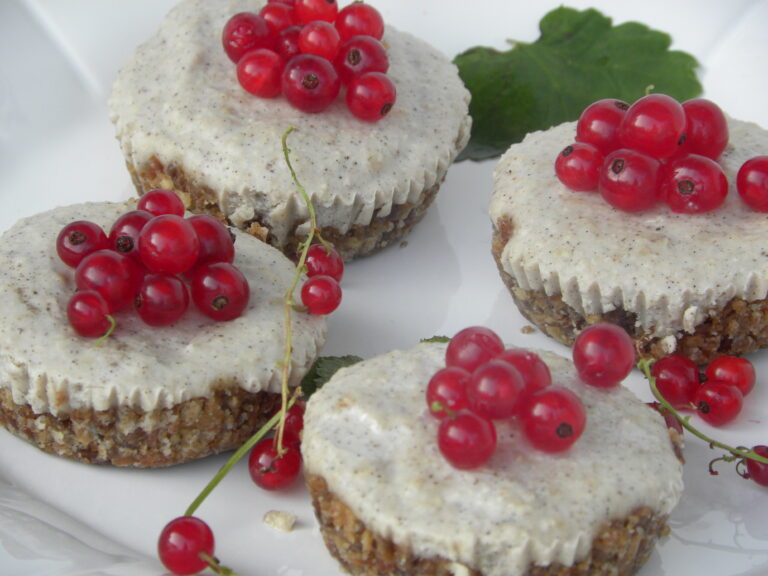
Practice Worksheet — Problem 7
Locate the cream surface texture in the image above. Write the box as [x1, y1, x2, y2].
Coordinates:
[109, 0, 471, 247]
[0, 201, 326, 416]
[491, 118, 768, 350]
[302, 342, 683, 575]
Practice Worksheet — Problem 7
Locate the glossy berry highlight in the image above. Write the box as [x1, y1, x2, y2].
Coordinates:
[445, 326, 504, 373]
[521, 386, 586, 453]
[437, 410, 497, 470]
[248, 437, 302, 490]
[572, 322, 635, 388]
[157, 516, 215, 576]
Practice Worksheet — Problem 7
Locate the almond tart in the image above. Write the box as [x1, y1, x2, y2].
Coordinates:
[0, 200, 326, 467]
[302, 341, 683, 576]
[108, 0, 471, 261]
[491, 117, 768, 364]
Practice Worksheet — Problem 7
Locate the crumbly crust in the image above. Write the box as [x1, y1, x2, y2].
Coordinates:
[128, 156, 441, 261]
[306, 473, 670, 576]
[0, 385, 279, 468]
[492, 215, 768, 364]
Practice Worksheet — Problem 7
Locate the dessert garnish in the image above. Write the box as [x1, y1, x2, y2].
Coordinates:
[57, 189, 250, 337]
[640, 356, 768, 487]
[555, 93, 768, 214]
[426, 322, 636, 470]
[223, 0, 396, 121]
[155, 127, 344, 575]
[454, 6, 702, 161]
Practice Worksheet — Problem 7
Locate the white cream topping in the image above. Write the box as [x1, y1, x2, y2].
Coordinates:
[109, 0, 471, 247]
[490, 118, 768, 340]
[0, 201, 326, 416]
[302, 342, 683, 576]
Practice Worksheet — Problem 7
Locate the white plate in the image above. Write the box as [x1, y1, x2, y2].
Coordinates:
[1, 0, 768, 574]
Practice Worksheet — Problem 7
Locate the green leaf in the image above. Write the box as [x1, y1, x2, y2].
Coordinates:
[300, 355, 363, 399]
[454, 6, 702, 161]
[420, 335, 450, 344]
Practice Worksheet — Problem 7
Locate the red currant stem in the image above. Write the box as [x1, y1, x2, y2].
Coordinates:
[199, 552, 239, 576]
[183, 395, 299, 518]
[278, 126, 319, 454]
[94, 315, 117, 345]
[639, 359, 768, 465]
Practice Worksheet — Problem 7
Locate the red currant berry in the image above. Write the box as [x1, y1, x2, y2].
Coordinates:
[281, 54, 340, 113]
[335, 2, 384, 41]
[298, 20, 341, 61]
[445, 326, 504, 373]
[274, 26, 302, 60]
[466, 360, 525, 420]
[135, 273, 190, 327]
[575, 98, 629, 154]
[661, 153, 728, 214]
[618, 93, 686, 159]
[346, 72, 396, 122]
[745, 445, 768, 487]
[301, 274, 342, 314]
[651, 354, 699, 409]
[237, 48, 284, 98]
[598, 148, 661, 212]
[67, 290, 113, 338]
[56, 220, 108, 268]
[187, 214, 235, 267]
[426, 366, 470, 419]
[495, 348, 552, 397]
[269, 0, 295, 5]
[136, 189, 185, 217]
[248, 437, 302, 490]
[138, 215, 200, 275]
[705, 356, 756, 397]
[274, 401, 305, 447]
[437, 410, 497, 470]
[157, 516, 214, 576]
[305, 243, 344, 281]
[108, 209, 153, 261]
[294, 0, 338, 24]
[694, 381, 743, 426]
[520, 386, 586, 453]
[334, 35, 389, 84]
[190, 262, 250, 321]
[554, 142, 603, 192]
[222, 12, 273, 63]
[259, 2, 297, 36]
[679, 98, 729, 160]
[737, 155, 768, 212]
[572, 322, 635, 388]
[75, 249, 144, 311]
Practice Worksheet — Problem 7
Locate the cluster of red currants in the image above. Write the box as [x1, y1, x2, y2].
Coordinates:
[650, 353, 768, 487]
[428, 323, 638, 470]
[555, 94, 768, 213]
[57, 190, 249, 337]
[223, 0, 396, 121]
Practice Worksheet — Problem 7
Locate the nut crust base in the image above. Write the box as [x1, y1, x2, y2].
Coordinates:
[0, 386, 280, 467]
[306, 473, 669, 576]
[492, 217, 768, 364]
[128, 156, 441, 262]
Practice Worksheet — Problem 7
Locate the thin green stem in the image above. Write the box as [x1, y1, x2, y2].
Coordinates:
[184, 396, 298, 518]
[275, 126, 318, 454]
[639, 359, 768, 465]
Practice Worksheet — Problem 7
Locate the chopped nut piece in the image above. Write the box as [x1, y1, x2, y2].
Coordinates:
[263, 510, 297, 532]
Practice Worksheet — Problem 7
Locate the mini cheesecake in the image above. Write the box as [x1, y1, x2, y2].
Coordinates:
[302, 341, 683, 576]
[0, 200, 326, 467]
[109, 0, 471, 261]
[491, 118, 768, 363]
